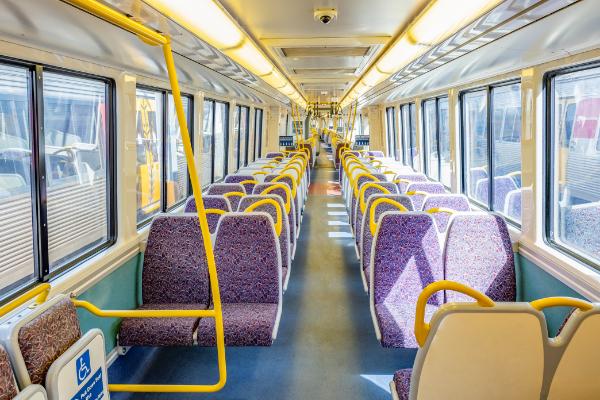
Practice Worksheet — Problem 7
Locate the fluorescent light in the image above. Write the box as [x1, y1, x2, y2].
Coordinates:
[262, 70, 287, 88]
[409, 0, 502, 45]
[362, 68, 387, 87]
[376, 34, 424, 74]
[146, 0, 243, 49]
[224, 40, 273, 76]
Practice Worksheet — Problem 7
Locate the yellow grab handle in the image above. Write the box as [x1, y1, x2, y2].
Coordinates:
[415, 281, 495, 347]
[281, 164, 303, 185]
[425, 207, 456, 215]
[369, 197, 408, 236]
[383, 171, 396, 175]
[393, 178, 411, 184]
[530, 297, 593, 312]
[239, 179, 258, 186]
[0, 283, 50, 317]
[72, 299, 215, 318]
[244, 198, 283, 237]
[406, 190, 429, 196]
[359, 182, 391, 214]
[205, 208, 227, 216]
[352, 172, 378, 197]
[272, 173, 298, 198]
[260, 183, 292, 214]
[223, 191, 245, 200]
[252, 171, 268, 176]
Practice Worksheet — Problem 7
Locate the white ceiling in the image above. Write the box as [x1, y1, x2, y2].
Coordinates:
[219, 0, 427, 103]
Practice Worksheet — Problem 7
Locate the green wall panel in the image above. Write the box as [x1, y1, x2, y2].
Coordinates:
[76, 253, 141, 353]
[516, 253, 587, 336]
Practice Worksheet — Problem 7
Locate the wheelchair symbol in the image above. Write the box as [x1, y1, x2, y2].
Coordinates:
[76, 350, 91, 385]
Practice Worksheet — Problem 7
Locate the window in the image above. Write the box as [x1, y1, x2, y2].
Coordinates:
[400, 103, 418, 168]
[233, 105, 249, 170]
[385, 106, 398, 159]
[247, 109, 255, 164]
[0, 60, 115, 298]
[166, 94, 192, 209]
[423, 99, 439, 181]
[422, 96, 451, 185]
[254, 108, 263, 160]
[213, 101, 228, 182]
[201, 100, 213, 186]
[136, 87, 193, 225]
[43, 72, 113, 271]
[361, 113, 370, 136]
[438, 98, 451, 187]
[461, 81, 521, 223]
[547, 64, 600, 266]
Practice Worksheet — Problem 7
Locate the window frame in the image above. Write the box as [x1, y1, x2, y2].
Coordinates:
[234, 104, 250, 169]
[544, 60, 600, 270]
[0, 55, 117, 298]
[135, 84, 194, 224]
[459, 79, 521, 225]
[385, 106, 397, 159]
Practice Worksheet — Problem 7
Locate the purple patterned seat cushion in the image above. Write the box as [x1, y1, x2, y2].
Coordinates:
[421, 194, 471, 232]
[197, 303, 278, 346]
[444, 214, 516, 302]
[185, 195, 231, 233]
[118, 303, 206, 347]
[207, 184, 246, 210]
[214, 214, 281, 304]
[253, 183, 296, 245]
[18, 298, 81, 385]
[0, 346, 18, 400]
[395, 174, 427, 193]
[393, 368, 412, 400]
[361, 195, 414, 283]
[375, 302, 438, 348]
[238, 195, 290, 275]
[143, 216, 210, 305]
[224, 174, 256, 194]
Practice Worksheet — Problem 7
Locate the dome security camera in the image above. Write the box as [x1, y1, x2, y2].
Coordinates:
[314, 8, 337, 25]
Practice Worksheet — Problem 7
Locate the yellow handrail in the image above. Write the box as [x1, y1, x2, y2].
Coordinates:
[415, 281, 495, 347]
[281, 164, 303, 185]
[0, 283, 51, 317]
[369, 198, 408, 236]
[425, 207, 456, 215]
[530, 297, 593, 312]
[244, 198, 282, 237]
[359, 183, 391, 214]
[72, 300, 215, 318]
[223, 191, 245, 201]
[64, 0, 226, 393]
[239, 179, 258, 187]
[252, 171, 268, 176]
[205, 208, 227, 216]
[352, 172, 378, 197]
[260, 183, 292, 214]
[405, 190, 429, 196]
[272, 173, 298, 198]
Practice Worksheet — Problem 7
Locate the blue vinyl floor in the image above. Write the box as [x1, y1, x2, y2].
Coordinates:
[109, 144, 416, 399]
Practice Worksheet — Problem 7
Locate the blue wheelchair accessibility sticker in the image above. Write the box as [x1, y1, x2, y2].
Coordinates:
[71, 368, 104, 400]
[76, 350, 91, 386]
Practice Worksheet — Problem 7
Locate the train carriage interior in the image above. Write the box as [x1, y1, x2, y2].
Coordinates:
[0, 0, 599, 399]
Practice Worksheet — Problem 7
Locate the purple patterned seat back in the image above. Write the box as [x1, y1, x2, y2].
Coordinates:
[207, 183, 245, 210]
[264, 174, 295, 198]
[493, 176, 518, 212]
[505, 189, 522, 221]
[395, 173, 427, 193]
[444, 213, 516, 302]
[422, 194, 471, 232]
[564, 203, 600, 264]
[372, 212, 443, 306]
[355, 181, 399, 241]
[406, 182, 446, 211]
[224, 174, 256, 194]
[361, 194, 414, 276]
[214, 214, 281, 304]
[297, 143, 313, 165]
[238, 195, 290, 272]
[253, 183, 296, 244]
[143, 215, 210, 305]
[0, 345, 17, 399]
[18, 298, 81, 385]
[265, 152, 283, 159]
[368, 151, 385, 157]
[185, 195, 231, 233]
[469, 167, 488, 198]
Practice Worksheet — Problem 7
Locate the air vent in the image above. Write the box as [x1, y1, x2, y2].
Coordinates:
[293, 68, 356, 75]
[281, 46, 370, 58]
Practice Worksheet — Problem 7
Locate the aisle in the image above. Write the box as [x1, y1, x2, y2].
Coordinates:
[109, 147, 415, 399]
